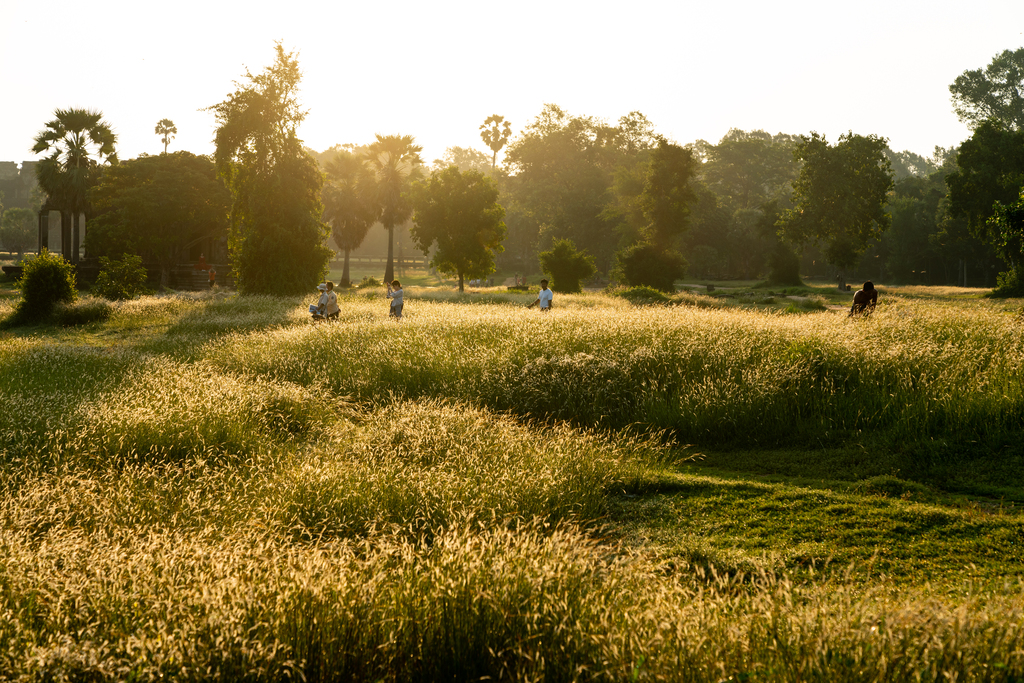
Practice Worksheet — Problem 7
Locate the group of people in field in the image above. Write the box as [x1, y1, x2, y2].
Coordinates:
[310, 278, 554, 323]
[311, 277, 871, 322]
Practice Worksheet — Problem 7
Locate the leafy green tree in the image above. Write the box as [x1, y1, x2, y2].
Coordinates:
[639, 139, 699, 249]
[616, 242, 686, 292]
[322, 151, 377, 287]
[92, 253, 150, 300]
[779, 132, 894, 289]
[986, 188, 1024, 295]
[155, 119, 177, 154]
[700, 129, 801, 213]
[207, 43, 331, 295]
[946, 121, 1024, 246]
[502, 104, 626, 270]
[32, 108, 118, 263]
[950, 48, 1024, 131]
[364, 134, 423, 284]
[431, 147, 491, 175]
[88, 152, 230, 288]
[480, 115, 512, 172]
[410, 167, 505, 292]
[1, 208, 36, 259]
[538, 238, 596, 293]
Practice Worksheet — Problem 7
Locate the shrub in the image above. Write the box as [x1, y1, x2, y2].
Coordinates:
[2, 249, 77, 326]
[538, 238, 596, 293]
[615, 243, 686, 292]
[766, 240, 803, 286]
[92, 253, 150, 300]
[989, 267, 1024, 298]
[358, 276, 382, 289]
[615, 285, 670, 306]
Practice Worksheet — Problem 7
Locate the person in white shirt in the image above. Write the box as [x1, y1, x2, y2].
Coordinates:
[387, 280, 404, 319]
[528, 279, 553, 311]
[324, 281, 339, 320]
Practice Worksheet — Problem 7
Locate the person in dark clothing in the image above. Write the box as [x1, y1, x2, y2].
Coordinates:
[849, 281, 877, 317]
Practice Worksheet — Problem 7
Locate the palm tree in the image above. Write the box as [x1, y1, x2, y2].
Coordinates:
[155, 119, 177, 154]
[479, 115, 512, 172]
[32, 108, 117, 262]
[363, 134, 423, 283]
[322, 151, 378, 287]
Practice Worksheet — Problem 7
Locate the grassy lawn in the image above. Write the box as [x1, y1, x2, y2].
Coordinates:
[1, 283, 1023, 680]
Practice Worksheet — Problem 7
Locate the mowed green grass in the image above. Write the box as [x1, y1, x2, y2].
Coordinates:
[0, 286, 1023, 681]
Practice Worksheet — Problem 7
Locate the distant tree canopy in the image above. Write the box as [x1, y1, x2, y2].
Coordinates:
[411, 166, 505, 292]
[363, 134, 423, 284]
[950, 47, 1024, 131]
[208, 43, 331, 295]
[1, 208, 36, 258]
[88, 152, 230, 287]
[946, 120, 1024, 245]
[779, 132, 894, 287]
[322, 150, 377, 287]
[502, 105, 659, 271]
[431, 147, 491, 175]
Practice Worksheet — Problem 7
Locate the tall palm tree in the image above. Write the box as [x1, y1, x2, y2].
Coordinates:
[32, 108, 117, 262]
[155, 118, 177, 154]
[322, 151, 378, 287]
[363, 134, 422, 283]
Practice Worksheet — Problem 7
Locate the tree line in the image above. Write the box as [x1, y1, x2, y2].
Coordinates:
[19, 44, 1024, 296]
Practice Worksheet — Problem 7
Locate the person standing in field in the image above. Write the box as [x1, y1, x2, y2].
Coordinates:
[527, 279, 553, 312]
[849, 281, 877, 317]
[387, 280, 403, 319]
[208, 267, 216, 289]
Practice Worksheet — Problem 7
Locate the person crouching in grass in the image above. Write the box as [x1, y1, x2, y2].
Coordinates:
[849, 281, 877, 317]
[527, 279, 553, 311]
[387, 280, 403, 319]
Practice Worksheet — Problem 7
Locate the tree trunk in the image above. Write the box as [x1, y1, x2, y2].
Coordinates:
[836, 269, 846, 291]
[458, 272, 464, 293]
[160, 265, 170, 291]
[71, 212, 80, 264]
[341, 249, 351, 288]
[61, 211, 72, 260]
[384, 224, 395, 283]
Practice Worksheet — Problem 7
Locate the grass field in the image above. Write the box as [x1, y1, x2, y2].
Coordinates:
[1, 280, 1023, 681]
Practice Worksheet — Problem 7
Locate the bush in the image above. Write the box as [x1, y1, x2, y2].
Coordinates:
[2, 249, 77, 326]
[358, 276, 382, 289]
[989, 267, 1024, 298]
[615, 285, 670, 306]
[538, 239, 596, 293]
[615, 243, 686, 292]
[766, 240, 803, 286]
[92, 253, 150, 300]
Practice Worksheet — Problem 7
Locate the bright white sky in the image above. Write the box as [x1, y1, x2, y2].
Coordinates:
[2, 0, 1023, 168]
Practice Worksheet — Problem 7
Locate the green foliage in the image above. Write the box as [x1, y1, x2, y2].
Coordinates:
[87, 151, 229, 287]
[31, 108, 118, 258]
[2, 249, 77, 326]
[949, 47, 1024, 131]
[779, 132, 894, 273]
[363, 134, 424, 283]
[614, 285, 670, 306]
[639, 139, 699, 248]
[323, 151, 378, 287]
[208, 43, 332, 295]
[92, 253, 150, 300]
[411, 166, 506, 292]
[357, 276, 382, 289]
[615, 242, 686, 292]
[946, 121, 1024, 245]
[0, 207, 36, 257]
[538, 238, 596, 293]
